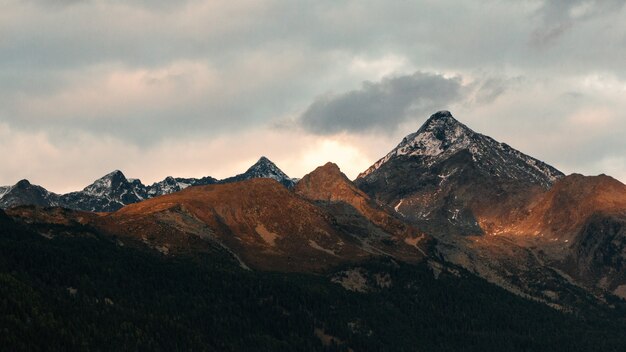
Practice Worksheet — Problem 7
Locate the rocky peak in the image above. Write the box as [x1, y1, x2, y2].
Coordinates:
[0, 179, 59, 208]
[418, 110, 471, 140]
[246, 157, 285, 176]
[296, 162, 372, 208]
[359, 111, 477, 178]
[298, 162, 350, 183]
[15, 179, 33, 189]
[359, 111, 562, 187]
[145, 176, 190, 197]
[313, 162, 344, 177]
[221, 156, 296, 188]
[256, 156, 272, 164]
[83, 170, 131, 197]
[421, 110, 458, 128]
[1, 170, 219, 212]
[355, 110, 566, 236]
[154, 176, 178, 188]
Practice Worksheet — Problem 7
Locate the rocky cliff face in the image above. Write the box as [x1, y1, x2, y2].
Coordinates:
[295, 162, 429, 261]
[355, 111, 625, 306]
[508, 174, 626, 297]
[0, 179, 60, 209]
[2, 110, 625, 311]
[356, 111, 563, 236]
[99, 178, 386, 272]
[220, 156, 297, 188]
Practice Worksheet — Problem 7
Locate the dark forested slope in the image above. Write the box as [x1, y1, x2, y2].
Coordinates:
[2, 209, 626, 351]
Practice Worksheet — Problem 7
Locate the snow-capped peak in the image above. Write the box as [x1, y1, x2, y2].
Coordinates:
[220, 156, 296, 188]
[146, 176, 192, 196]
[82, 170, 130, 197]
[358, 111, 563, 187]
[398, 110, 473, 157]
[245, 156, 289, 180]
[360, 111, 474, 176]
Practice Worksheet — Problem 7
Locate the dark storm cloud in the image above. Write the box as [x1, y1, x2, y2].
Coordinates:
[300, 72, 464, 134]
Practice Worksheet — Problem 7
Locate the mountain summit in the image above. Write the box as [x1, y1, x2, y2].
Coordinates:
[356, 111, 564, 235]
[360, 111, 562, 186]
[60, 170, 146, 212]
[82, 170, 137, 198]
[0, 157, 291, 212]
[220, 156, 296, 188]
[0, 179, 60, 208]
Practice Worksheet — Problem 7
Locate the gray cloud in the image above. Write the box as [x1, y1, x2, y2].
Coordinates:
[530, 0, 626, 47]
[469, 77, 520, 105]
[300, 72, 463, 134]
[0, 0, 625, 187]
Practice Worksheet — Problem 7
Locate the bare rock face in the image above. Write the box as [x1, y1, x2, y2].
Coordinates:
[509, 174, 626, 294]
[353, 111, 626, 306]
[0, 179, 60, 209]
[296, 162, 400, 230]
[571, 212, 626, 295]
[2, 110, 625, 312]
[295, 162, 430, 261]
[220, 156, 297, 188]
[356, 111, 563, 236]
[99, 178, 378, 272]
[511, 174, 626, 241]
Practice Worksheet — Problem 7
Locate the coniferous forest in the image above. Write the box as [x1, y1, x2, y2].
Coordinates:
[2, 210, 626, 351]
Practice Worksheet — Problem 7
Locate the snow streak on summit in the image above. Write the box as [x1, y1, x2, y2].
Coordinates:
[0, 157, 293, 212]
[356, 111, 564, 236]
[360, 111, 563, 187]
[220, 156, 297, 188]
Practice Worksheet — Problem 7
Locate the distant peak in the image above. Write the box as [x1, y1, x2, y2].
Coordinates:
[420, 111, 463, 131]
[430, 110, 453, 119]
[102, 170, 126, 179]
[303, 162, 343, 180]
[82, 170, 131, 195]
[358, 111, 476, 177]
[15, 179, 32, 188]
[322, 161, 340, 169]
[247, 157, 281, 173]
[255, 156, 273, 165]
[318, 162, 342, 174]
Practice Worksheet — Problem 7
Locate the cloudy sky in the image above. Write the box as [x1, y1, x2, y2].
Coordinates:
[1, 0, 625, 192]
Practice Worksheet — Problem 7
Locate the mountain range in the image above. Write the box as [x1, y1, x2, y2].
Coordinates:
[2, 110, 626, 350]
[0, 156, 295, 212]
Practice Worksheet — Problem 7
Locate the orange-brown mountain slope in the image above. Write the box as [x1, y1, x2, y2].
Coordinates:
[97, 178, 391, 272]
[295, 162, 429, 260]
[504, 174, 626, 292]
[510, 174, 626, 241]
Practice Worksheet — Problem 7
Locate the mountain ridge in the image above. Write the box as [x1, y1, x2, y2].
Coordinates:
[353, 111, 626, 305]
[355, 110, 565, 236]
[0, 156, 292, 212]
[2, 110, 625, 310]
